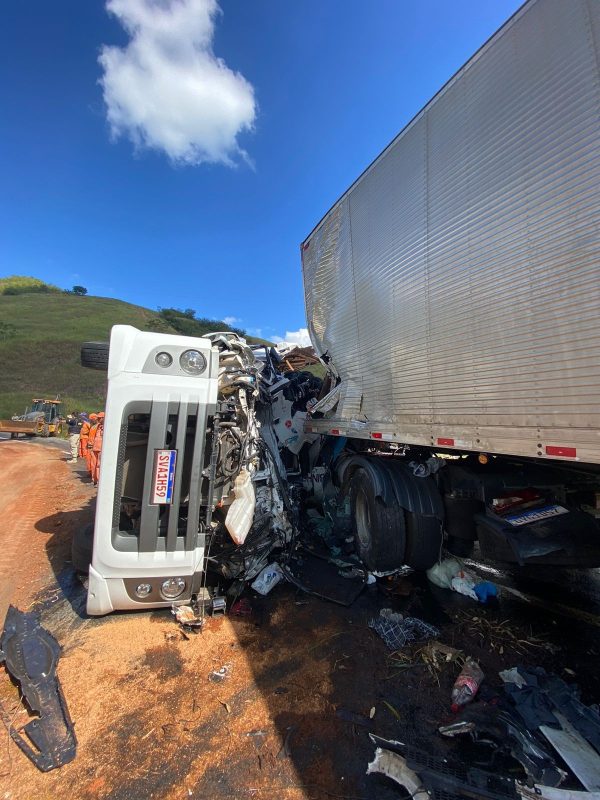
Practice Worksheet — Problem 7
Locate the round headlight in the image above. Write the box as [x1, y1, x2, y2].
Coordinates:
[135, 583, 152, 598]
[180, 349, 207, 375]
[161, 577, 186, 600]
[155, 351, 173, 368]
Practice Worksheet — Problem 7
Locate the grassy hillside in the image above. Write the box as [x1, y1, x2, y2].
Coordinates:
[0, 292, 275, 421]
[0, 293, 178, 418]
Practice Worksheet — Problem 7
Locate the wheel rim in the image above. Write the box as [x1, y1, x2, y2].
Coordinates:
[354, 489, 371, 549]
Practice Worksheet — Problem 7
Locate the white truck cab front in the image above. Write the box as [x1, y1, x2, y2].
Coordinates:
[88, 325, 218, 615]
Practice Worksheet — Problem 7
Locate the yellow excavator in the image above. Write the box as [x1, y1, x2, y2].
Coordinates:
[0, 398, 65, 438]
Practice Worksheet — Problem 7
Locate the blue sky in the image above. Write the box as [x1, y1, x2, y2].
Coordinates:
[0, 0, 522, 343]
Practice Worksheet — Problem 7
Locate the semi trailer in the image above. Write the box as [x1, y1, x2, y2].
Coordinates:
[80, 0, 600, 614]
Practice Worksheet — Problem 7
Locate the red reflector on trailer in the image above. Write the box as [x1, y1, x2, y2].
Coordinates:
[371, 432, 383, 439]
[546, 445, 577, 458]
[437, 437, 455, 446]
[330, 429, 340, 436]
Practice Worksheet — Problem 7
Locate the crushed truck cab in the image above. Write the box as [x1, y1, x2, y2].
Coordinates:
[85, 325, 309, 615]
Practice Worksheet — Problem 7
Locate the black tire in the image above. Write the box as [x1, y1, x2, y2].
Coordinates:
[446, 535, 475, 558]
[42, 423, 50, 437]
[349, 468, 406, 571]
[72, 523, 94, 574]
[81, 341, 109, 371]
[405, 512, 443, 570]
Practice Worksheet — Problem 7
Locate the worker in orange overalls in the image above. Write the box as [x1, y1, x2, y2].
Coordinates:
[91, 412, 105, 486]
[78, 414, 92, 459]
[86, 414, 99, 475]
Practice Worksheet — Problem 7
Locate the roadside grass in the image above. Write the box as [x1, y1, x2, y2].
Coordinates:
[0, 292, 276, 419]
[0, 294, 173, 418]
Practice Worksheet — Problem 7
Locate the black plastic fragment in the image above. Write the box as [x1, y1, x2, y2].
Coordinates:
[369, 735, 520, 800]
[0, 605, 76, 771]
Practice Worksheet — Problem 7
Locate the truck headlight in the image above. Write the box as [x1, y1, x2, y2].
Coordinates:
[135, 583, 152, 598]
[155, 351, 173, 368]
[161, 577, 186, 599]
[180, 349, 207, 375]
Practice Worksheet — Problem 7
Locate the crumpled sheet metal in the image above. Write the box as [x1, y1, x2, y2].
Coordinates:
[0, 605, 76, 771]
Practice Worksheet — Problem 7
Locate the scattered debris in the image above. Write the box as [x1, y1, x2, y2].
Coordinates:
[451, 573, 480, 601]
[251, 562, 284, 596]
[540, 713, 600, 791]
[283, 551, 366, 606]
[368, 610, 439, 650]
[517, 784, 600, 800]
[454, 611, 551, 656]
[388, 640, 464, 683]
[172, 604, 204, 628]
[208, 663, 232, 683]
[211, 596, 227, 616]
[277, 726, 296, 759]
[0, 606, 76, 772]
[230, 597, 253, 616]
[427, 557, 463, 589]
[366, 747, 429, 799]
[451, 658, 484, 712]
[428, 557, 498, 603]
[369, 735, 520, 799]
[501, 666, 600, 752]
[439, 705, 566, 786]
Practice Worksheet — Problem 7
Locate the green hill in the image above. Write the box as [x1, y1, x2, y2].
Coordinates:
[0, 286, 270, 419]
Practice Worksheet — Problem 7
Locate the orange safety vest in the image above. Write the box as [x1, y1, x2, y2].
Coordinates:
[92, 422, 103, 453]
[87, 423, 99, 449]
[79, 420, 91, 456]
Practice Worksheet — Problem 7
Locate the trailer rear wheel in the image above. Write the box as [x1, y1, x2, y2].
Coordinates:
[349, 468, 406, 571]
[405, 512, 443, 569]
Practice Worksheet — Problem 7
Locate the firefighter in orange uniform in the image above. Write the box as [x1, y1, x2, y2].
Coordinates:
[86, 414, 99, 475]
[92, 412, 105, 486]
[78, 414, 92, 458]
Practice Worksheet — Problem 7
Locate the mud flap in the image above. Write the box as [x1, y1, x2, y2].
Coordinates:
[0, 606, 77, 771]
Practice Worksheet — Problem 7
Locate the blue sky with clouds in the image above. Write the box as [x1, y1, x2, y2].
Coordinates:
[0, 0, 522, 343]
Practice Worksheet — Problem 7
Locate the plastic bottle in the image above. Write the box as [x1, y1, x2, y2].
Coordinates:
[451, 659, 484, 712]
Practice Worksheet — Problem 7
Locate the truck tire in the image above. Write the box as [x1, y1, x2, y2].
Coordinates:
[349, 468, 406, 571]
[81, 342, 109, 371]
[72, 523, 94, 574]
[404, 512, 443, 570]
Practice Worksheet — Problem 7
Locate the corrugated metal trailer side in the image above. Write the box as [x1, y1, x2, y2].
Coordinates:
[302, 0, 600, 464]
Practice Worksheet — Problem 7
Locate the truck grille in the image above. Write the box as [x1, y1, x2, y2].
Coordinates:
[111, 400, 211, 554]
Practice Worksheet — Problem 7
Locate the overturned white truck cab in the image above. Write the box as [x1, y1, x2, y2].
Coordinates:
[81, 0, 600, 614]
[82, 326, 319, 615]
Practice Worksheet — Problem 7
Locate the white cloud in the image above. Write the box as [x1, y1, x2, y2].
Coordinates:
[272, 327, 312, 348]
[223, 315, 241, 326]
[99, 0, 257, 166]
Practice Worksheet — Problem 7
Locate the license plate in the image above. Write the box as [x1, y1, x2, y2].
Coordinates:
[505, 504, 568, 527]
[151, 449, 177, 504]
